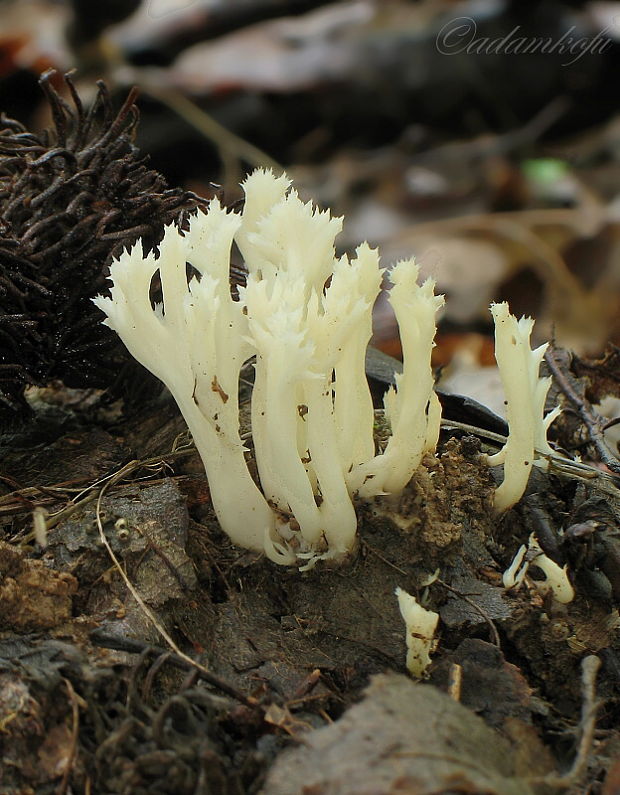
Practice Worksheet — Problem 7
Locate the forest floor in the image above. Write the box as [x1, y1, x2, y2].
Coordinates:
[2, 2, 620, 792]
[1, 364, 620, 794]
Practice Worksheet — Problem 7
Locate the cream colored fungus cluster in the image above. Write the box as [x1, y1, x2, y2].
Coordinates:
[95, 169, 559, 568]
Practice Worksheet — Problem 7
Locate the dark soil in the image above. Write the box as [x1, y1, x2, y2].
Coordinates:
[1, 384, 619, 794]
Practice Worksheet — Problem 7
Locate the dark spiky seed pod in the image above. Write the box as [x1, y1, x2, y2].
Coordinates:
[0, 70, 208, 418]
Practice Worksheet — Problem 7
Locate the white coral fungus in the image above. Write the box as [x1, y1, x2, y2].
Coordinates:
[503, 534, 574, 604]
[395, 586, 439, 677]
[487, 303, 561, 513]
[94, 170, 444, 566]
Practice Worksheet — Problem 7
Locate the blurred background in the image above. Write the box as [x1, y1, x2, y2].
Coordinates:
[2, 0, 620, 411]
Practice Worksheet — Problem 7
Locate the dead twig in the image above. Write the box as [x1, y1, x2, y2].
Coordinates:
[90, 469, 260, 710]
[437, 578, 501, 648]
[89, 630, 256, 709]
[142, 84, 282, 178]
[440, 418, 619, 483]
[447, 663, 463, 702]
[3, 446, 197, 535]
[533, 655, 602, 789]
[544, 348, 620, 476]
[362, 541, 409, 576]
[58, 678, 81, 795]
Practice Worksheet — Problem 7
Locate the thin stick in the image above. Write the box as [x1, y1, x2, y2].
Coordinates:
[440, 418, 610, 481]
[89, 630, 255, 708]
[92, 475, 258, 709]
[144, 85, 281, 174]
[58, 678, 80, 795]
[438, 578, 501, 648]
[447, 663, 463, 702]
[534, 655, 602, 789]
[11, 447, 197, 539]
[545, 348, 620, 475]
